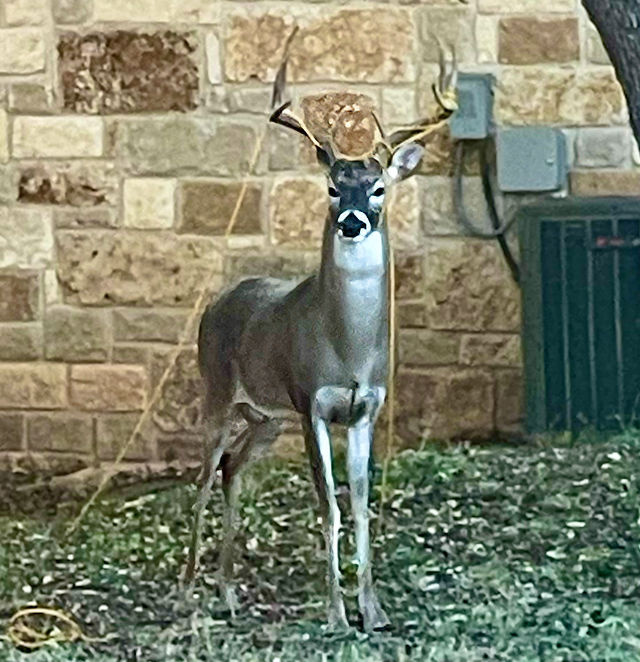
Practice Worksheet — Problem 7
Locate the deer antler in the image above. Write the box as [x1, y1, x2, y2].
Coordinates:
[385, 43, 458, 151]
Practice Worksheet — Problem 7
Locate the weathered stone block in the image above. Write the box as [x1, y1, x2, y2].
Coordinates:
[399, 329, 460, 366]
[53, 0, 92, 24]
[268, 127, 304, 171]
[0, 363, 67, 409]
[479, 0, 574, 11]
[205, 32, 222, 84]
[424, 238, 520, 331]
[0, 324, 42, 361]
[270, 177, 327, 247]
[496, 369, 524, 432]
[0, 413, 23, 451]
[0, 272, 39, 321]
[387, 178, 420, 251]
[586, 23, 610, 65]
[123, 178, 176, 230]
[499, 17, 579, 64]
[180, 180, 262, 235]
[460, 333, 522, 367]
[0, 28, 45, 73]
[476, 15, 498, 64]
[112, 344, 150, 365]
[53, 208, 118, 229]
[116, 118, 257, 176]
[497, 69, 625, 126]
[570, 170, 640, 196]
[381, 88, 416, 128]
[28, 413, 93, 453]
[113, 309, 189, 343]
[70, 364, 147, 411]
[18, 162, 118, 207]
[58, 31, 199, 114]
[56, 231, 223, 306]
[96, 413, 150, 461]
[397, 302, 429, 329]
[420, 8, 475, 63]
[44, 269, 62, 307]
[0, 110, 8, 164]
[225, 9, 415, 83]
[229, 88, 272, 114]
[13, 117, 104, 158]
[395, 368, 495, 443]
[394, 253, 425, 300]
[44, 306, 110, 362]
[0, 207, 53, 269]
[9, 83, 55, 113]
[151, 348, 202, 435]
[574, 128, 630, 168]
[5, 0, 48, 26]
[225, 250, 319, 282]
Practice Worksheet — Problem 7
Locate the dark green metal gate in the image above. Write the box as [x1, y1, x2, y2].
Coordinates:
[520, 197, 640, 432]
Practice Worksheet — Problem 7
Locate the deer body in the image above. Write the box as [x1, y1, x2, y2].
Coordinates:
[185, 44, 458, 632]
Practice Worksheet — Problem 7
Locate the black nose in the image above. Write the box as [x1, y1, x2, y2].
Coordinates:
[338, 212, 367, 238]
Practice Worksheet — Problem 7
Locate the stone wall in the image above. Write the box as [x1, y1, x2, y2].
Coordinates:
[0, 0, 633, 470]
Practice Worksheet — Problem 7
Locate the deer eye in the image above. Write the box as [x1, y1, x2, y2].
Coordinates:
[328, 186, 339, 198]
[371, 186, 385, 197]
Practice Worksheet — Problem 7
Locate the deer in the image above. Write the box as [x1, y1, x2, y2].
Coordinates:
[184, 45, 458, 632]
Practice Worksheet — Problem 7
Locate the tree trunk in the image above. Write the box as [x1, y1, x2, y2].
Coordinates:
[583, 0, 640, 146]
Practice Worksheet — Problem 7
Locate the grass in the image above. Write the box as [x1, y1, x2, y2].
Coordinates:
[1, 430, 640, 661]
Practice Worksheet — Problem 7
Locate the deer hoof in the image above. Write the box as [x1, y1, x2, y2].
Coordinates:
[361, 600, 391, 633]
[223, 585, 240, 618]
[326, 603, 349, 632]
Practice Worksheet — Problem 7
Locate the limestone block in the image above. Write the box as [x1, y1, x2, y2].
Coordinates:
[13, 117, 104, 158]
[0, 364, 67, 409]
[70, 364, 147, 411]
[123, 178, 176, 229]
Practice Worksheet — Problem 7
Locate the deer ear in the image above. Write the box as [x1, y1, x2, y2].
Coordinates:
[387, 143, 425, 182]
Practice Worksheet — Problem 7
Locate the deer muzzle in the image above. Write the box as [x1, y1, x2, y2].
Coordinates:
[336, 209, 371, 242]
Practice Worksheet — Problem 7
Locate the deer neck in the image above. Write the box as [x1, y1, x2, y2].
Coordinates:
[316, 218, 389, 364]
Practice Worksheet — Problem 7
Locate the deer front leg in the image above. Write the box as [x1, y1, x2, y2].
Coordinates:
[348, 418, 390, 632]
[304, 415, 348, 630]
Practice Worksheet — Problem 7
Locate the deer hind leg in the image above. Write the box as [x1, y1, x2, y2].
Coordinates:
[219, 414, 281, 616]
[304, 415, 349, 630]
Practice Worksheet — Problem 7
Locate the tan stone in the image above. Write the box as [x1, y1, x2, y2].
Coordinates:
[53, 0, 92, 24]
[478, 0, 575, 12]
[173, 0, 221, 23]
[0, 271, 39, 321]
[112, 344, 150, 365]
[179, 180, 262, 235]
[116, 118, 257, 176]
[387, 178, 420, 251]
[397, 302, 429, 329]
[0, 208, 53, 269]
[96, 413, 151, 461]
[570, 170, 640, 196]
[13, 117, 104, 158]
[225, 9, 415, 83]
[94, 0, 174, 22]
[0, 110, 8, 164]
[225, 250, 319, 282]
[395, 253, 425, 300]
[497, 69, 626, 126]
[18, 162, 118, 207]
[53, 208, 118, 229]
[382, 88, 416, 128]
[496, 369, 524, 432]
[424, 238, 520, 331]
[0, 364, 67, 409]
[70, 365, 147, 412]
[271, 177, 327, 247]
[0, 413, 23, 451]
[5, 0, 49, 25]
[113, 309, 189, 343]
[56, 231, 223, 306]
[44, 269, 62, 307]
[205, 32, 222, 85]
[28, 414, 93, 453]
[499, 17, 579, 65]
[0, 28, 45, 73]
[0, 324, 42, 361]
[476, 15, 498, 64]
[420, 8, 475, 63]
[399, 330, 460, 366]
[9, 83, 55, 113]
[460, 334, 522, 367]
[151, 348, 202, 435]
[123, 178, 176, 230]
[44, 306, 110, 362]
[586, 23, 610, 65]
[395, 368, 495, 443]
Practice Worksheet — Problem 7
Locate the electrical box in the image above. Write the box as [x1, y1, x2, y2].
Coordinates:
[497, 127, 568, 192]
[449, 73, 494, 140]
[519, 198, 640, 432]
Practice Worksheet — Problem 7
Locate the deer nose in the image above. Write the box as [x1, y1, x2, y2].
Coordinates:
[337, 209, 370, 240]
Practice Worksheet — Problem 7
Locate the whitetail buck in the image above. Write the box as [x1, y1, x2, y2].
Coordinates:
[185, 47, 458, 631]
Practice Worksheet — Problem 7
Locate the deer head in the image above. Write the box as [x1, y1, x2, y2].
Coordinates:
[270, 39, 458, 243]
